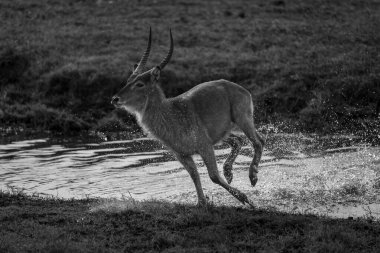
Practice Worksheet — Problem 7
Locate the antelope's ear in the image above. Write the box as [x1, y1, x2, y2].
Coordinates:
[151, 66, 161, 82]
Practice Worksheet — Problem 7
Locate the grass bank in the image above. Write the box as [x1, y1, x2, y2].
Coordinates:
[1, 0, 379, 135]
[1, 191, 380, 252]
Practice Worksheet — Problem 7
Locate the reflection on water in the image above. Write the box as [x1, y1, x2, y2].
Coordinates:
[1, 134, 379, 219]
[0, 137, 172, 199]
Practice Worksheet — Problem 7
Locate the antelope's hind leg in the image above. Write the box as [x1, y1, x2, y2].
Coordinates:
[175, 154, 207, 206]
[233, 109, 264, 187]
[223, 134, 243, 184]
[238, 121, 264, 187]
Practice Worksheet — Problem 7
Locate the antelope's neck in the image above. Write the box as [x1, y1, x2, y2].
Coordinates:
[139, 85, 168, 135]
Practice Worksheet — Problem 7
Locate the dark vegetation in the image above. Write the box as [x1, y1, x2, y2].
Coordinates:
[1, 191, 380, 252]
[0, 0, 379, 135]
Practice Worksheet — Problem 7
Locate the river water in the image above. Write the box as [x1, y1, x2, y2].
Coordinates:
[1, 133, 380, 219]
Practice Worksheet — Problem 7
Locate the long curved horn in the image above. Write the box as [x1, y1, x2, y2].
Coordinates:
[130, 27, 152, 77]
[158, 29, 173, 70]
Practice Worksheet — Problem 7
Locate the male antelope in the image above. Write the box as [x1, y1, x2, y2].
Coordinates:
[111, 28, 265, 206]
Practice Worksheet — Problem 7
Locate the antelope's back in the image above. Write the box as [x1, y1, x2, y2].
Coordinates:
[180, 79, 252, 142]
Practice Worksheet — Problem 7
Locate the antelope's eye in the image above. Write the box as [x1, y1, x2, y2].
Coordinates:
[135, 82, 145, 88]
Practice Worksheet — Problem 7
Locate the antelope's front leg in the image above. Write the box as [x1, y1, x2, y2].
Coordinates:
[175, 153, 207, 206]
[198, 144, 253, 207]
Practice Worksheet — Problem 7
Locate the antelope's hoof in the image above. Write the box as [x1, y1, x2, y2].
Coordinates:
[246, 199, 255, 209]
[249, 165, 259, 187]
[249, 173, 258, 187]
[235, 192, 250, 205]
[223, 165, 233, 184]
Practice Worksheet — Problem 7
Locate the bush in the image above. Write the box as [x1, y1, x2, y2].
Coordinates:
[0, 102, 90, 133]
[0, 48, 30, 87]
[40, 66, 126, 126]
[1, 0, 379, 134]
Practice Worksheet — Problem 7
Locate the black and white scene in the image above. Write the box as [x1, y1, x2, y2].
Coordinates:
[1, 0, 380, 252]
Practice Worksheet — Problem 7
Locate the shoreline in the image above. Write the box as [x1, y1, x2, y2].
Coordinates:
[1, 191, 380, 252]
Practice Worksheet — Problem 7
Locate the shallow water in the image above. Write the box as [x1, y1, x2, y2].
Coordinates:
[1, 134, 380, 219]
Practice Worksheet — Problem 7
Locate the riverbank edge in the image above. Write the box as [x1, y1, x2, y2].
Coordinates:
[1, 191, 379, 252]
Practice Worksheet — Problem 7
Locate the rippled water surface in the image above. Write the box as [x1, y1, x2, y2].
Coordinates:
[1, 134, 380, 219]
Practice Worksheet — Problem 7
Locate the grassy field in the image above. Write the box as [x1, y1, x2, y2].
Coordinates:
[0, 0, 379, 135]
[1, 191, 380, 252]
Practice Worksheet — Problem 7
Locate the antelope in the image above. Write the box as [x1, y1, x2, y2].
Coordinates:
[111, 28, 265, 207]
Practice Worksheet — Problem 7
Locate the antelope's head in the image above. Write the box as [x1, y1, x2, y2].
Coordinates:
[111, 28, 173, 112]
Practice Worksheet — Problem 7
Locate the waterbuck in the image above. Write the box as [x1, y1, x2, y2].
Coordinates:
[111, 28, 265, 206]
